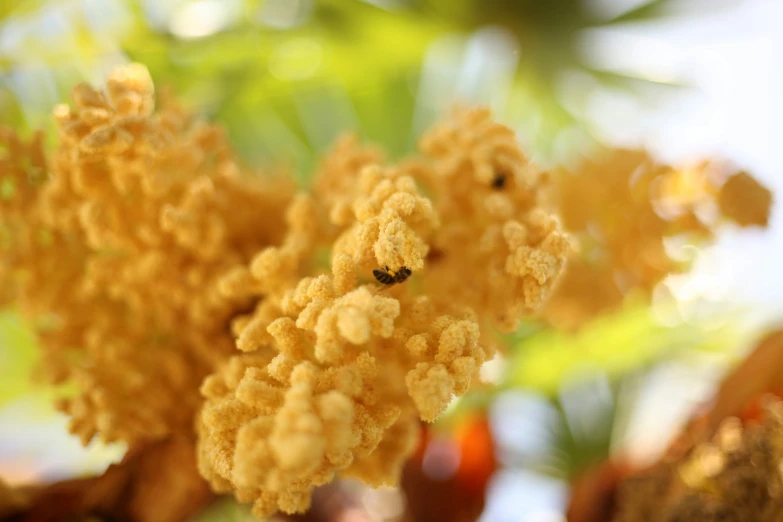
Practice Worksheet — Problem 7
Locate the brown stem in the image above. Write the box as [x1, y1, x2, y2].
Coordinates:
[1, 437, 214, 522]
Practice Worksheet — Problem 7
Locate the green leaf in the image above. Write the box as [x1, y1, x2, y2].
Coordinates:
[585, 68, 687, 92]
[503, 303, 740, 396]
[604, 0, 740, 25]
[190, 497, 256, 522]
[0, 0, 49, 21]
[0, 311, 39, 407]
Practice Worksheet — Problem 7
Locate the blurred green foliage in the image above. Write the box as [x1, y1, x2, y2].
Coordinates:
[0, 0, 719, 173]
[190, 498, 255, 522]
[0, 312, 37, 406]
[505, 304, 739, 395]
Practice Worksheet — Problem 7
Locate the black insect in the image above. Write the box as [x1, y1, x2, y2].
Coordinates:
[394, 266, 412, 283]
[373, 266, 412, 286]
[491, 172, 507, 189]
[373, 268, 396, 285]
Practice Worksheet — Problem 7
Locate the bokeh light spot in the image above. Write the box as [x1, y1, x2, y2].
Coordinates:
[170, 0, 230, 40]
[360, 486, 406, 520]
[421, 438, 461, 481]
[258, 0, 313, 29]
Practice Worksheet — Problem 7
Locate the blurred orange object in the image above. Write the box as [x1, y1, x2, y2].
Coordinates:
[454, 416, 497, 496]
[402, 415, 497, 522]
[1, 437, 213, 522]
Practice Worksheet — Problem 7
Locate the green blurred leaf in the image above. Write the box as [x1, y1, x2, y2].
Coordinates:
[504, 304, 739, 396]
[548, 390, 617, 478]
[605, 0, 740, 24]
[1, 0, 722, 169]
[190, 497, 255, 522]
[586, 68, 686, 93]
[605, 0, 683, 24]
[0, 0, 49, 21]
[0, 311, 38, 406]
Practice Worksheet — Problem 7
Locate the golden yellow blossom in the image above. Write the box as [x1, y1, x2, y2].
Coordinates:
[195, 108, 564, 516]
[718, 171, 773, 228]
[3, 66, 569, 517]
[545, 150, 772, 328]
[0, 64, 293, 444]
[332, 165, 439, 273]
[407, 108, 571, 331]
[3, 60, 778, 522]
[313, 134, 383, 227]
[0, 129, 51, 308]
[199, 166, 489, 515]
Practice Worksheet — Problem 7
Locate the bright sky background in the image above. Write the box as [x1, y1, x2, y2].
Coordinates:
[586, 0, 783, 327]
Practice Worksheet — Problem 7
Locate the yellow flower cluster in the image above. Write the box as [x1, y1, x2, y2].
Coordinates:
[4, 62, 775, 520]
[0, 64, 293, 444]
[196, 108, 569, 516]
[0, 129, 49, 308]
[0, 63, 575, 519]
[718, 170, 773, 228]
[1, 65, 570, 517]
[410, 108, 571, 331]
[545, 150, 772, 328]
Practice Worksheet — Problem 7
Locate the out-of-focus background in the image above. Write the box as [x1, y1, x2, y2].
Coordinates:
[1, 1, 781, 521]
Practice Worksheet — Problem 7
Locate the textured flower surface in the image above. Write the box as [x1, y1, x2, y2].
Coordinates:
[196, 106, 572, 515]
[409, 108, 571, 332]
[0, 64, 293, 445]
[544, 150, 772, 329]
[0, 64, 572, 518]
[4, 63, 772, 520]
